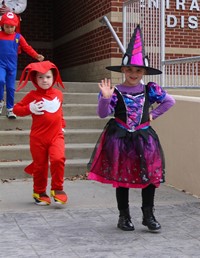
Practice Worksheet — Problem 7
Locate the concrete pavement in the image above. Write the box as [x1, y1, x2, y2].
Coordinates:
[0, 179, 200, 257]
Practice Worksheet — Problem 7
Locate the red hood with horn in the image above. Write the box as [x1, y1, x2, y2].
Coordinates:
[17, 61, 65, 91]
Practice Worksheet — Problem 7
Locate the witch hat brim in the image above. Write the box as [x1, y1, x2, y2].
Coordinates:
[106, 65, 162, 75]
[106, 24, 162, 75]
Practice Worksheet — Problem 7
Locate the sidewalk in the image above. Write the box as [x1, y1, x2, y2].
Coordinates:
[0, 179, 200, 258]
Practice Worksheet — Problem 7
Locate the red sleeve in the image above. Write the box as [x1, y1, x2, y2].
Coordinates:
[60, 92, 66, 128]
[19, 35, 39, 59]
[61, 110, 66, 128]
[13, 92, 34, 116]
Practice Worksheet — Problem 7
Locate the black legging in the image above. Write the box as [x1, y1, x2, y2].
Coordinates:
[116, 184, 156, 210]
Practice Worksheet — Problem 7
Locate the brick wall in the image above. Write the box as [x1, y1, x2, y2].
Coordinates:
[17, 0, 124, 81]
[53, 0, 124, 70]
[17, 0, 53, 73]
[53, 0, 123, 37]
[16, 0, 200, 82]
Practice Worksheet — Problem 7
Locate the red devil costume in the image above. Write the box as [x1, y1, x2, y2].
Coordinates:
[13, 61, 68, 205]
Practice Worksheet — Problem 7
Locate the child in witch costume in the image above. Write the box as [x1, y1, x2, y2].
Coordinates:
[13, 61, 68, 205]
[88, 25, 175, 231]
[0, 12, 44, 119]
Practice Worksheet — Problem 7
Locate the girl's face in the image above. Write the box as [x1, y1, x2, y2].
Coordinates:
[3, 24, 16, 34]
[122, 66, 146, 86]
[36, 70, 54, 89]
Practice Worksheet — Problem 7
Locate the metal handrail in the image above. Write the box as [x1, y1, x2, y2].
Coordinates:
[163, 56, 200, 65]
[99, 16, 125, 54]
[99, 1, 200, 88]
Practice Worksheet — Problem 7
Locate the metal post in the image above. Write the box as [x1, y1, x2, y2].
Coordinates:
[160, 0, 165, 87]
[122, 4, 127, 82]
[122, 4, 127, 51]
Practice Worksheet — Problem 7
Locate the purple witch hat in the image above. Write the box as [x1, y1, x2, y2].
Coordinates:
[106, 24, 162, 75]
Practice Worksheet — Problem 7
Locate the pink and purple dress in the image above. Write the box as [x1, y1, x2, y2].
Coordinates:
[88, 82, 175, 189]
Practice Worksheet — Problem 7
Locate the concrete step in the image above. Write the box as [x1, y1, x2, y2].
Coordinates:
[63, 82, 99, 93]
[0, 103, 98, 116]
[0, 81, 105, 179]
[0, 143, 94, 160]
[14, 82, 99, 93]
[0, 129, 102, 145]
[62, 104, 97, 116]
[0, 159, 89, 179]
[14, 92, 98, 104]
[0, 116, 109, 130]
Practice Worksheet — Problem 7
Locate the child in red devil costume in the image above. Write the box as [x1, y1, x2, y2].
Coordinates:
[13, 61, 68, 206]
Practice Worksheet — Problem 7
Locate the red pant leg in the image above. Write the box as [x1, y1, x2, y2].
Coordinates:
[30, 138, 49, 193]
[49, 133, 65, 190]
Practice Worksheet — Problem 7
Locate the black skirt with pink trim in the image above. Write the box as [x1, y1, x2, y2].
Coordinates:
[87, 118, 165, 188]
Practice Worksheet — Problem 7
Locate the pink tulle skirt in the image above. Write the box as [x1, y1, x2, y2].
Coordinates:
[87, 119, 165, 189]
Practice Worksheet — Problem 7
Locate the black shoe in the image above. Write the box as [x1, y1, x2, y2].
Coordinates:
[141, 206, 161, 231]
[117, 208, 135, 231]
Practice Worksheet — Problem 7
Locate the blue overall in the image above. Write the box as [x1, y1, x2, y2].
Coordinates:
[0, 33, 20, 109]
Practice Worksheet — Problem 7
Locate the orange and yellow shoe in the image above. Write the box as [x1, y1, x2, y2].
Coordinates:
[33, 192, 51, 206]
[50, 190, 68, 205]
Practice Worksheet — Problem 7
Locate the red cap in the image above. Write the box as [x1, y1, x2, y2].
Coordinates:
[0, 12, 19, 27]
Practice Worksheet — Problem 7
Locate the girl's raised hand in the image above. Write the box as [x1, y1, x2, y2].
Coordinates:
[98, 78, 114, 98]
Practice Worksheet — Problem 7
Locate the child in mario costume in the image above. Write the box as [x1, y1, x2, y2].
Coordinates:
[13, 61, 68, 206]
[0, 12, 44, 119]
